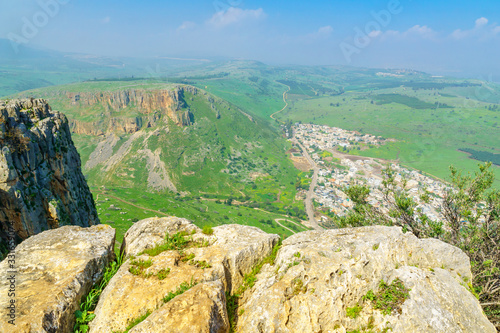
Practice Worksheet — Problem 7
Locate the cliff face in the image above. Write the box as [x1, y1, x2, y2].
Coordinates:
[0, 99, 99, 248]
[66, 86, 197, 135]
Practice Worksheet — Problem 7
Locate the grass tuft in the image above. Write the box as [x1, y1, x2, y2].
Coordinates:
[73, 255, 123, 333]
[346, 304, 363, 319]
[202, 225, 214, 235]
[162, 279, 197, 303]
[363, 278, 410, 315]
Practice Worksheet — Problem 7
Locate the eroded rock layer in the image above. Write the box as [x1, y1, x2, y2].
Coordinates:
[0, 99, 99, 248]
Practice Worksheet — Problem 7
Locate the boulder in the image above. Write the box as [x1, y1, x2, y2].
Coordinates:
[129, 280, 229, 333]
[89, 217, 279, 333]
[0, 224, 115, 333]
[236, 226, 495, 333]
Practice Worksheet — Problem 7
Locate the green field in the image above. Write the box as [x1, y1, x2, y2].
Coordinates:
[5, 59, 500, 244]
[277, 85, 500, 187]
[92, 186, 310, 252]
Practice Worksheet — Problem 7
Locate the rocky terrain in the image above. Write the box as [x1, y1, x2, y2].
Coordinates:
[0, 99, 99, 251]
[1, 216, 495, 333]
[0, 224, 115, 332]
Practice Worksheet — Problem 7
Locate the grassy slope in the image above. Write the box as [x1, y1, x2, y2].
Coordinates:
[278, 85, 500, 187]
[12, 80, 308, 246]
[178, 63, 499, 187]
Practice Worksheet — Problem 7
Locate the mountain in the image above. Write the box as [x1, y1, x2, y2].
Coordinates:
[0, 39, 214, 98]
[15, 81, 297, 195]
[12, 81, 308, 245]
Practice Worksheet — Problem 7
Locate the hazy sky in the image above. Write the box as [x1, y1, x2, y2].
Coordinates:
[1, 0, 500, 79]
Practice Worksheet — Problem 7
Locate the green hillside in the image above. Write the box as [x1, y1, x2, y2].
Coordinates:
[12, 80, 310, 246]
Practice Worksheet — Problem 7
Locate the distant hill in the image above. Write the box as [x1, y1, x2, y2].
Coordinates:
[0, 39, 213, 97]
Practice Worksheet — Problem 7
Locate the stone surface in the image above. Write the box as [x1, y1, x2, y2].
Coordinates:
[129, 280, 229, 333]
[0, 224, 115, 333]
[0, 99, 99, 249]
[236, 226, 496, 333]
[90, 217, 279, 333]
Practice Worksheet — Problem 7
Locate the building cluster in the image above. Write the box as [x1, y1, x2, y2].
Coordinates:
[293, 124, 448, 223]
[294, 123, 387, 151]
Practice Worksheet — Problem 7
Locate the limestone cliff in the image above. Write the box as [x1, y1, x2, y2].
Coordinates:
[64, 86, 197, 135]
[0, 99, 99, 250]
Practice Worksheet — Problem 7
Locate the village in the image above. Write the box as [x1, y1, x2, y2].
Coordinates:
[291, 123, 449, 224]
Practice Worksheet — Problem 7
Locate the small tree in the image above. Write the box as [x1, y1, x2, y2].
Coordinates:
[336, 163, 500, 329]
[440, 163, 500, 328]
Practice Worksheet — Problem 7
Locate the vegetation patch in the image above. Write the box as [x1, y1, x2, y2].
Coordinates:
[141, 231, 208, 257]
[128, 258, 154, 278]
[162, 279, 198, 303]
[73, 255, 123, 333]
[180, 252, 195, 262]
[346, 304, 363, 319]
[374, 93, 452, 109]
[117, 310, 152, 333]
[156, 268, 171, 280]
[189, 259, 212, 269]
[202, 225, 214, 235]
[227, 240, 282, 332]
[364, 278, 411, 315]
[292, 277, 307, 296]
[459, 148, 500, 166]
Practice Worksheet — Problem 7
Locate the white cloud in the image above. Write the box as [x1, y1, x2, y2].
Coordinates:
[177, 21, 197, 31]
[208, 7, 266, 28]
[317, 26, 333, 36]
[307, 26, 333, 39]
[407, 25, 433, 36]
[475, 17, 489, 27]
[451, 17, 498, 40]
[373, 25, 435, 40]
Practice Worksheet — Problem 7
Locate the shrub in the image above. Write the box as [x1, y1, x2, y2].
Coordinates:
[202, 225, 213, 235]
[363, 278, 410, 315]
[346, 304, 363, 319]
[2, 127, 31, 153]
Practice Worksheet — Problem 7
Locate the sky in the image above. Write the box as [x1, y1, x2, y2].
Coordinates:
[1, 0, 500, 80]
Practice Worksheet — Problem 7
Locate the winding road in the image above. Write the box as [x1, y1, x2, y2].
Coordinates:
[270, 85, 290, 122]
[268, 85, 323, 230]
[294, 140, 323, 231]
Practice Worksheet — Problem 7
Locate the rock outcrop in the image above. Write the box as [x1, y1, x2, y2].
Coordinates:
[89, 217, 279, 333]
[0, 224, 115, 333]
[1, 217, 495, 333]
[64, 86, 196, 136]
[0, 99, 99, 249]
[236, 226, 496, 333]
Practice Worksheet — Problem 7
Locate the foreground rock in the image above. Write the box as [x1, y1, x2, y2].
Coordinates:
[236, 226, 496, 333]
[129, 280, 228, 333]
[89, 217, 279, 333]
[0, 99, 99, 249]
[0, 224, 115, 333]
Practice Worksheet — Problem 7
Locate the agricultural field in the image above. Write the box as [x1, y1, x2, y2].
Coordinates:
[277, 84, 500, 187]
[91, 186, 310, 252]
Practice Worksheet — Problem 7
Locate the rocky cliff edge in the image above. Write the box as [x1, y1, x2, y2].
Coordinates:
[0, 217, 495, 333]
[0, 99, 99, 251]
